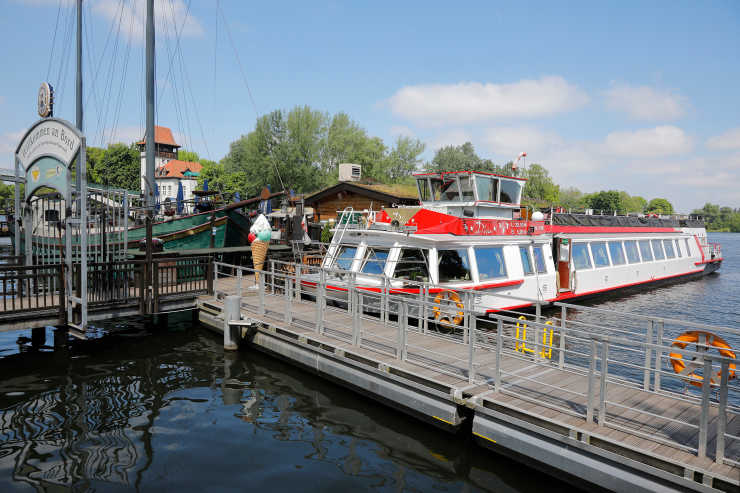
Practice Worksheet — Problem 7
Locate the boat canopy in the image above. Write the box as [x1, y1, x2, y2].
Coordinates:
[414, 171, 524, 207]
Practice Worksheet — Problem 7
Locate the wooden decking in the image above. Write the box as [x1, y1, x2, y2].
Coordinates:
[200, 274, 739, 491]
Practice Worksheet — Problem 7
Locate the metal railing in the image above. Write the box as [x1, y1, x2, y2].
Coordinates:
[212, 259, 739, 466]
[0, 263, 65, 317]
[151, 256, 213, 312]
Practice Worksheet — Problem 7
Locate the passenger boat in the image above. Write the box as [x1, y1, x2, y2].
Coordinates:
[307, 170, 722, 317]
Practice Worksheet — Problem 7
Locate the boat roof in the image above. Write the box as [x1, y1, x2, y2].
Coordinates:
[413, 170, 527, 182]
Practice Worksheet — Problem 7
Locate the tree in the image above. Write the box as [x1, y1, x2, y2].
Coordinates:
[178, 149, 201, 162]
[86, 146, 106, 184]
[558, 186, 585, 210]
[382, 136, 425, 183]
[584, 190, 622, 212]
[97, 143, 141, 190]
[646, 198, 674, 215]
[426, 142, 505, 174]
[522, 164, 560, 203]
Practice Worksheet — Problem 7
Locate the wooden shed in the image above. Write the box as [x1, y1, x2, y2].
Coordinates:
[304, 182, 419, 222]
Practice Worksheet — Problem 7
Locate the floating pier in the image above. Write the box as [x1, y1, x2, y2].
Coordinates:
[198, 261, 739, 493]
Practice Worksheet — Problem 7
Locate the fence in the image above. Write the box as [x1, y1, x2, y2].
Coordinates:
[212, 259, 740, 466]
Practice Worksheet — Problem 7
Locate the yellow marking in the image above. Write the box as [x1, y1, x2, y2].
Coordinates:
[473, 432, 497, 444]
[432, 415, 454, 426]
[429, 452, 449, 462]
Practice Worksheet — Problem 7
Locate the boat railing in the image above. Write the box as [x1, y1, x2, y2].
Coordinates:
[212, 259, 739, 466]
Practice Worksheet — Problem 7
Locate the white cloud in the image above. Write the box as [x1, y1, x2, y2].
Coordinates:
[706, 128, 740, 151]
[387, 76, 589, 125]
[483, 126, 564, 158]
[603, 126, 693, 157]
[389, 125, 415, 138]
[428, 129, 472, 150]
[605, 84, 686, 121]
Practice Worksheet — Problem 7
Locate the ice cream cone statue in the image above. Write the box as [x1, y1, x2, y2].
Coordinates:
[249, 214, 272, 284]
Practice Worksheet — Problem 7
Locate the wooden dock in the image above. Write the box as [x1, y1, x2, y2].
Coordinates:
[198, 262, 739, 493]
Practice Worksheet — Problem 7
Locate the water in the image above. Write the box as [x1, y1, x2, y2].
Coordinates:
[0, 233, 737, 491]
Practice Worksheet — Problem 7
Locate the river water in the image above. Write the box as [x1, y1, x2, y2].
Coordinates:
[0, 233, 737, 491]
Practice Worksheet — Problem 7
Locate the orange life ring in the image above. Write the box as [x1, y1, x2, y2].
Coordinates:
[669, 331, 736, 387]
[432, 289, 464, 327]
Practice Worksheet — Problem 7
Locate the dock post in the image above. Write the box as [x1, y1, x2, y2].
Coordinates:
[32, 327, 46, 349]
[315, 269, 324, 334]
[643, 320, 653, 391]
[587, 338, 597, 423]
[558, 305, 566, 369]
[468, 311, 476, 384]
[223, 295, 240, 351]
[397, 300, 407, 361]
[598, 339, 609, 426]
[237, 268, 243, 298]
[716, 360, 729, 463]
[653, 320, 664, 391]
[495, 318, 503, 391]
[284, 274, 292, 324]
[697, 358, 712, 458]
[352, 289, 360, 347]
[258, 271, 265, 316]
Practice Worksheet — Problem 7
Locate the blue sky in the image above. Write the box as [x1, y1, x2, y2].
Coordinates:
[1, 0, 739, 211]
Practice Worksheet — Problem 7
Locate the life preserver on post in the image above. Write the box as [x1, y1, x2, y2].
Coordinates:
[669, 331, 736, 387]
[432, 289, 464, 327]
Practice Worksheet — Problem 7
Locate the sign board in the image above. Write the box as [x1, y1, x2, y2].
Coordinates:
[16, 119, 81, 172]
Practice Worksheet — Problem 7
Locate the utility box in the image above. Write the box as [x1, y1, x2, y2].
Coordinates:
[338, 163, 361, 182]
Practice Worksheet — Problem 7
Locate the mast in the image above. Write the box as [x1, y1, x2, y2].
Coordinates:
[76, 0, 83, 131]
[145, 0, 155, 310]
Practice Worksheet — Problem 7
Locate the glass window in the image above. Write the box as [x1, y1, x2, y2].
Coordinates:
[430, 179, 443, 201]
[393, 248, 430, 282]
[684, 238, 692, 256]
[624, 240, 640, 263]
[639, 240, 653, 261]
[438, 248, 472, 282]
[475, 247, 507, 280]
[608, 241, 626, 265]
[520, 246, 534, 275]
[333, 246, 357, 270]
[572, 243, 592, 270]
[460, 175, 475, 201]
[499, 179, 520, 204]
[591, 242, 610, 268]
[533, 246, 547, 273]
[361, 248, 389, 275]
[417, 178, 430, 202]
[651, 239, 665, 260]
[663, 239, 676, 259]
[675, 239, 682, 257]
[432, 178, 461, 201]
[475, 176, 499, 202]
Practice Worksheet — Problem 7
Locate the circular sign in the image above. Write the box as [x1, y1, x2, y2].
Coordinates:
[38, 82, 53, 118]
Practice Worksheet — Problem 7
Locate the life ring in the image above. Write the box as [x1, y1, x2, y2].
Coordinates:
[432, 289, 464, 327]
[669, 331, 736, 387]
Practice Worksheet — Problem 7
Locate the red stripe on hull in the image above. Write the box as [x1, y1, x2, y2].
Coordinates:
[553, 268, 705, 301]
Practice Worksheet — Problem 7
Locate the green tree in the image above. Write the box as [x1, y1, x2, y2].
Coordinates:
[426, 142, 506, 174]
[584, 190, 622, 212]
[86, 146, 106, 184]
[177, 149, 201, 162]
[646, 198, 674, 215]
[558, 186, 585, 210]
[522, 164, 560, 203]
[97, 143, 141, 190]
[378, 136, 425, 183]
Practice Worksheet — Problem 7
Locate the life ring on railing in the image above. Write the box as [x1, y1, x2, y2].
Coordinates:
[669, 331, 736, 387]
[432, 289, 465, 327]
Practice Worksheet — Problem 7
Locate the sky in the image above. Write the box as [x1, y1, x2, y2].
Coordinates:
[1, 0, 739, 212]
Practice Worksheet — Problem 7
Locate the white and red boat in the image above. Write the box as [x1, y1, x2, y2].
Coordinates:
[308, 170, 722, 317]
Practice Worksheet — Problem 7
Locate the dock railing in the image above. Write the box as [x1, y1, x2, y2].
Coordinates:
[212, 259, 739, 466]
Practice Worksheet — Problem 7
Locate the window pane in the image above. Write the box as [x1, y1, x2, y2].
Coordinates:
[685, 238, 692, 256]
[361, 248, 389, 274]
[460, 175, 475, 201]
[651, 239, 665, 260]
[438, 249, 472, 282]
[520, 246, 534, 275]
[624, 240, 640, 263]
[663, 239, 676, 259]
[675, 239, 682, 257]
[334, 246, 357, 270]
[500, 179, 520, 204]
[475, 247, 507, 279]
[394, 249, 430, 282]
[417, 178, 430, 202]
[533, 246, 547, 273]
[475, 176, 492, 201]
[573, 243, 592, 270]
[608, 241, 626, 265]
[639, 240, 653, 261]
[591, 242, 610, 268]
[440, 178, 461, 201]
[430, 180, 443, 201]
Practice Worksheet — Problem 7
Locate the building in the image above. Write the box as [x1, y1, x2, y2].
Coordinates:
[137, 125, 201, 212]
[304, 181, 419, 222]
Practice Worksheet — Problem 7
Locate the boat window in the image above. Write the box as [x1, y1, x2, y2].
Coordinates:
[417, 178, 431, 202]
[675, 239, 682, 257]
[360, 248, 389, 275]
[684, 238, 692, 256]
[533, 246, 547, 273]
[438, 248, 472, 282]
[333, 246, 357, 270]
[431, 177, 461, 201]
[608, 241, 626, 266]
[475, 176, 499, 202]
[460, 175, 475, 201]
[590, 242, 610, 268]
[639, 240, 653, 261]
[499, 179, 520, 204]
[624, 240, 641, 264]
[572, 243, 592, 270]
[475, 246, 507, 280]
[519, 246, 534, 275]
[651, 239, 665, 260]
[663, 239, 675, 258]
[393, 248, 430, 282]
